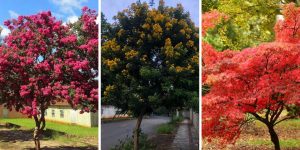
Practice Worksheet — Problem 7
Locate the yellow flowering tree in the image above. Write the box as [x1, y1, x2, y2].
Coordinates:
[203, 0, 300, 51]
[101, 0, 198, 149]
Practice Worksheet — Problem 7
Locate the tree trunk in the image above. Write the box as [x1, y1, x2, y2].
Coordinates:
[33, 116, 41, 150]
[33, 109, 46, 150]
[268, 125, 280, 150]
[133, 109, 145, 150]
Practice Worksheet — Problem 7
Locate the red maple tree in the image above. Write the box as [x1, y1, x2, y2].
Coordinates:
[0, 7, 98, 150]
[202, 3, 300, 150]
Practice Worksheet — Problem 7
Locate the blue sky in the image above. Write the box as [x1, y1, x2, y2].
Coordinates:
[102, 0, 199, 26]
[0, 0, 98, 38]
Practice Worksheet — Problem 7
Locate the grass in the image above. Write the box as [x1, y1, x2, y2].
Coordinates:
[246, 139, 300, 148]
[156, 123, 175, 134]
[101, 117, 133, 123]
[238, 119, 300, 149]
[0, 118, 98, 137]
[156, 115, 184, 134]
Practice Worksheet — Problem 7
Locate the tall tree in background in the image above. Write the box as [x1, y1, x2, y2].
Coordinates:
[102, 0, 198, 149]
[0, 7, 98, 150]
[202, 0, 300, 51]
[202, 3, 300, 150]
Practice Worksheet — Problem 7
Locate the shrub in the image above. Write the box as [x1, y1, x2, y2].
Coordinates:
[156, 123, 175, 134]
[170, 115, 184, 124]
[111, 133, 155, 150]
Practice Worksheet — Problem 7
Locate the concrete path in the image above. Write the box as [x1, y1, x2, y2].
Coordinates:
[101, 116, 170, 150]
[171, 119, 195, 150]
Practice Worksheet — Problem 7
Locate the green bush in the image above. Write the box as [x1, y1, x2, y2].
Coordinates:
[111, 133, 155, 150]
[156, 123, 175, 134]
[170, 115, 184, 124]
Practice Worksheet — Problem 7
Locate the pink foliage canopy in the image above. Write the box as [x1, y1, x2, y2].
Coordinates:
[0, 7, 98, 117]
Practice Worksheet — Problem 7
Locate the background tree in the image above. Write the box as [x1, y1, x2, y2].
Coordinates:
[0, 7, 98, 150]
[202, 3, 300, 150]
[102, 0, 198, 149]
[202, 0, 300, 51]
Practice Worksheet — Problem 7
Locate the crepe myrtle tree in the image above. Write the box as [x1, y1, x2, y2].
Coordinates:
[0, 7, 98, 150]
[202, 3, 300, 150]
[102, 0, 198, 149]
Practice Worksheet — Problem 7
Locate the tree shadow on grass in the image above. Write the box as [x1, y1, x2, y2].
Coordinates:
[0, 124, 32, 142]
[0, 123, 66, 142]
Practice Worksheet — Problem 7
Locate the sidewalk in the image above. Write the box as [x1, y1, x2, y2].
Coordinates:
[171, 119, 198, 150]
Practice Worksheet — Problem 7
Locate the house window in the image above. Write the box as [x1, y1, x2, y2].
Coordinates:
[60, 110, 64, 118]
[44, 111, 47, 116]
[52, 109, 55, 117]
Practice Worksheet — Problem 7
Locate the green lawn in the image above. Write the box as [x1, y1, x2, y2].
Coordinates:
[246, 139, 300, 148]
[237, 119, 300, 149]
[0, 118, 98, 137]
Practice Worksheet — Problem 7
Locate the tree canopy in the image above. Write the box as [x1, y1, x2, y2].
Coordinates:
[102, 0, 199, 116]
[102, 1, 198, 149]
[0, 7, 98, 149]
[202, 3, 300, 150]
[202, 0, 300, 51]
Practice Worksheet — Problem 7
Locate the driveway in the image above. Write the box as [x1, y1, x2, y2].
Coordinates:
[101, 116, 170, 150]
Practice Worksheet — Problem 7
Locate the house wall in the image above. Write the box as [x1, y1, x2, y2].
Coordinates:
[45, 106, 98, 127]
[0, 105, 26, 118]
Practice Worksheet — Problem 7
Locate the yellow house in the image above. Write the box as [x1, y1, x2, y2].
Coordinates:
[0, 102, 98, 127]
[45, 102, 98, 127]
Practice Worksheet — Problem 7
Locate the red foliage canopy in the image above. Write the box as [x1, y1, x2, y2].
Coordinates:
[202, 3, 300, 144]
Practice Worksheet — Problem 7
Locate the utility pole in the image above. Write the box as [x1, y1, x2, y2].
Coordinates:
[149, 0, 155, 6]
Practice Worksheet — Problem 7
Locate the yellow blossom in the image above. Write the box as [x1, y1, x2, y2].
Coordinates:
[142, 23, 151, 30]
[175, 66, 185, 72]
[186, 40, 194, 48]
[153, 24, 163, 39]
[125, 50, 138, 59]
[164, 38, 174, 57]
[154, 14, 164, 22]
[104, 85, 115, 96]
[192, 55, 199, 64]
[104, 58, 120, 70]
[180, 29, 185, 35]
[102, 39, 120, 52]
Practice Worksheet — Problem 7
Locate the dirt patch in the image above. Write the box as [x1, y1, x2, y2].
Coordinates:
[150, 133, 176, 150]
[203, 120, 300, 150]
[0, 124, 98, 150]
[149, 125, 178, 150]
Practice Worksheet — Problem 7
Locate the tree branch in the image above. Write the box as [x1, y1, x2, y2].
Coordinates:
[274, 115, 296, 126]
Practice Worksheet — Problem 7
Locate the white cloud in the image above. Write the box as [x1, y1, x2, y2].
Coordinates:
[9, 10, 19, 18]
[50, 0, 88, 15]
[0, 26, 10, 38]
[67, 15, 79, 23]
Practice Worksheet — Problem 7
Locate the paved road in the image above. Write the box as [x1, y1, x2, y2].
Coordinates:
[101, 116, 170, 150]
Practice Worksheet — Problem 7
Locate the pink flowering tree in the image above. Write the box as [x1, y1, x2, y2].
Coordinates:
[0, 7, 98, 150]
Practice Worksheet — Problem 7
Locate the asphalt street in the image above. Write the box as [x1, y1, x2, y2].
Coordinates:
[101, 116, 170, 150]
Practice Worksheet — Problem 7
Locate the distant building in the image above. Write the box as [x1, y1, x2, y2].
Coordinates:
[45, 101, 98, 127]
[0, 105, 26, 118]
[101, 105, 129, 118]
